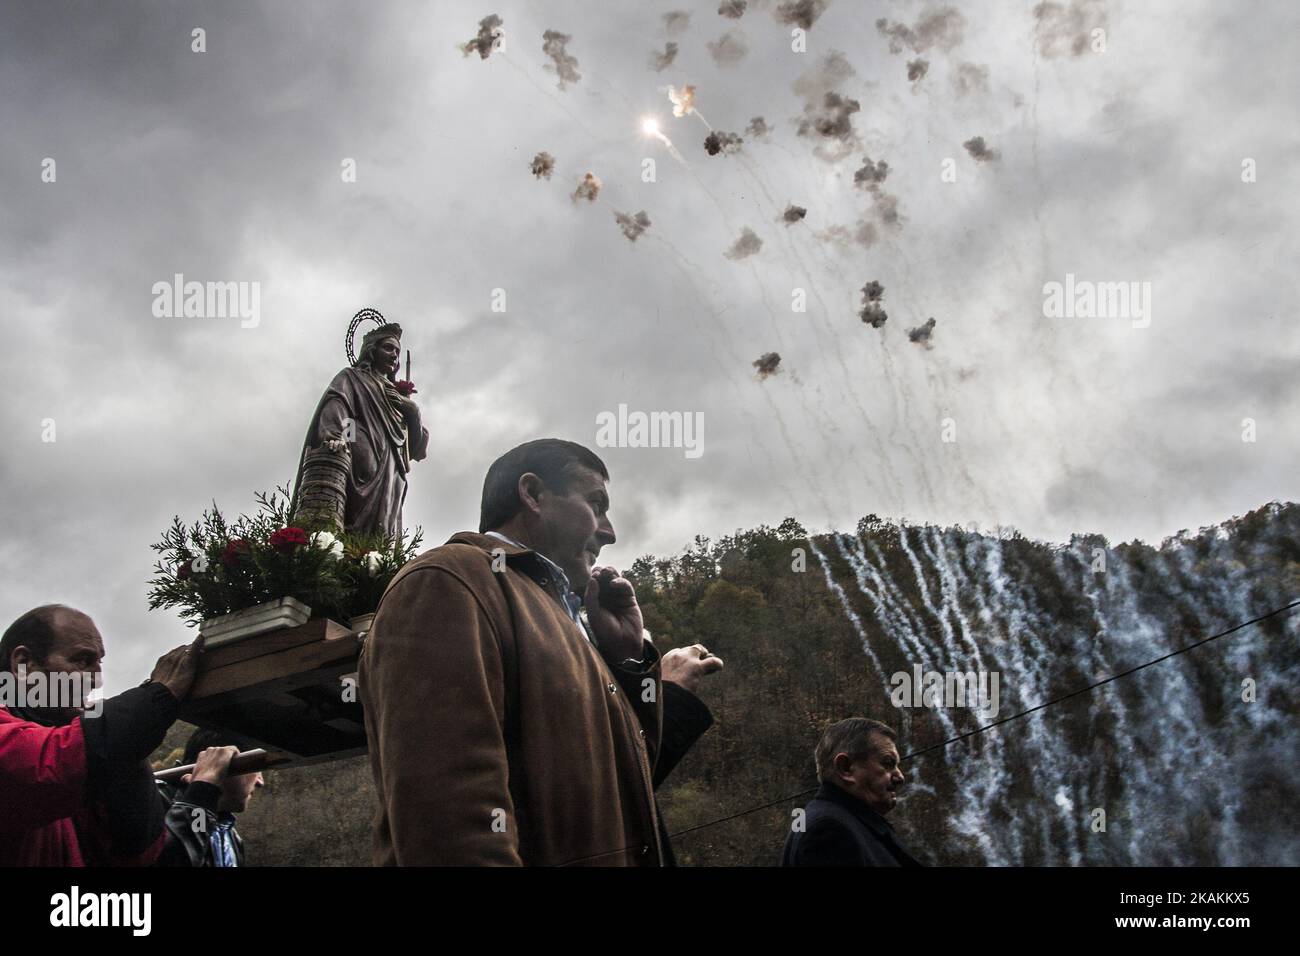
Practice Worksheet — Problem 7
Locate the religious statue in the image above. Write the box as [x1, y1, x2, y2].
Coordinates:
[290, 309, 428, 542]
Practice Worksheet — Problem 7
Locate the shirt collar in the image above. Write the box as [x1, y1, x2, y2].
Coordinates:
[484, 531, 585, 627]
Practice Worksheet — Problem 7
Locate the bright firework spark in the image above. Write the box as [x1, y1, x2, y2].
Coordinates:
[641, 114, 686, 165]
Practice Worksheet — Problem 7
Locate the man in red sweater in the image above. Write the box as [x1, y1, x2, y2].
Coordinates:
[0, 604, 201, 866]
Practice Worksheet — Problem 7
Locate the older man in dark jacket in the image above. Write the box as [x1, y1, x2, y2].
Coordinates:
[782, 717, 923, 867]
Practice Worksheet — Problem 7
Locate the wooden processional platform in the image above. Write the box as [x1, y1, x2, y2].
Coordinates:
[177, 618, 366, 766]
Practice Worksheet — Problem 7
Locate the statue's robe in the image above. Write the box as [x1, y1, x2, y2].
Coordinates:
[295, 367, 429, 541]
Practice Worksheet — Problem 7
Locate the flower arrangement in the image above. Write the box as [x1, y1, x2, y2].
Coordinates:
[147, 485, 423, 627]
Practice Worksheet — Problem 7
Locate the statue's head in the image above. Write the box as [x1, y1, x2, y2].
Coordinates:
[358, 323, 403, 379]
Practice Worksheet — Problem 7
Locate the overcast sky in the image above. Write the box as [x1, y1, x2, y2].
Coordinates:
[2, 0, 1297, 691]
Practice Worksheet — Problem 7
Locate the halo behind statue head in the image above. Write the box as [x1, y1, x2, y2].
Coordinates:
[346, 308, 402, 367]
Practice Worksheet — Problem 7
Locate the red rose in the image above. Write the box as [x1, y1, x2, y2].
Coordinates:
[221, 538, 251, 568]
[270, 527, 310, 553]
[395, 380, 418, 396]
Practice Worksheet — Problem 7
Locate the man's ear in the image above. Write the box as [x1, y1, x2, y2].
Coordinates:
[10, 646, 35, 677]
[832, 751, 857, 782]
[516, 473, 547, 517]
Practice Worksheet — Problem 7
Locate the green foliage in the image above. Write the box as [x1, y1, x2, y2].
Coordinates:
[146, 485, 423, 626]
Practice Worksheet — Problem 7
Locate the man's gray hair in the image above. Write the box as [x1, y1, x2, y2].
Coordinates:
[814, 717, 898, 783]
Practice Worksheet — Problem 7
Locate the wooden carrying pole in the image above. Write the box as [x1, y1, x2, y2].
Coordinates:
[154, 748, 290, 785]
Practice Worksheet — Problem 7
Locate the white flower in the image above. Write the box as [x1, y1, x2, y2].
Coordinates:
[310, 531, 345, 560]
[362, 551, 383, 577]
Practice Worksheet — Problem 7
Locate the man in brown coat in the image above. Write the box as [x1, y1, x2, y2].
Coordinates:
[359, 438, 664, 865]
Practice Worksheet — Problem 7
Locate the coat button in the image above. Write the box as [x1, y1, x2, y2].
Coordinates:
[607, 682, 617, 694]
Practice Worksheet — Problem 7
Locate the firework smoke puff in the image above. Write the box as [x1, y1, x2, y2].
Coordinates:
[775, 0, 828, 30]
[963, 136, 1000, 162]
[704, 131, 743, 156]
[1034, 0, 1108, 58]
[719, 0, 748, 19]
[875, 8, 967, 54]
[663, 10, 692, 35]
[753, 352, 781, 377]
[908, 317, 937, 347]
[530, 152, 556, 179]
[952, 62, 990, 97]
[614, 210, 651, 242]
[907, 58, 929, 81]
[859, 280, 888, 328]
[782, 204, 807, 224]
[745, 116, 770, 139]
[708, 30, 749, 67]
[649, 42, 678, 72]
[669, 84, 697, 118]
[725, 227, 763, 260]
[460, 14, 503, 59]
[572, 171, 602, 202]
[797, 91, 860, 145]
[542, 29, 581, 89]
[853, 156, 890, 189]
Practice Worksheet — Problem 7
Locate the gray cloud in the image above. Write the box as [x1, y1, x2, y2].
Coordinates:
[719, 0, 748, 19]
[745, 116, 771, 138]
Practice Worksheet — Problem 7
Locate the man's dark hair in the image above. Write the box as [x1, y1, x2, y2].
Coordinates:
[479, 439, 609, 533]
[0, 604, 74, 675]
[183, 727, 253, 765]
[815, 717, 899, 784]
